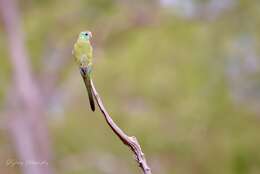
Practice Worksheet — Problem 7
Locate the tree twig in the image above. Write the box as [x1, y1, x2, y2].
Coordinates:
[90, 80, 152, 174]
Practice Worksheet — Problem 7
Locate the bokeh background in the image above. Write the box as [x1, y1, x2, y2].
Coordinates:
[1, 0, 260, 174]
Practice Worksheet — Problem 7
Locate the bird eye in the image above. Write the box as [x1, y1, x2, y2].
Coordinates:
[85, 33, 88, 36]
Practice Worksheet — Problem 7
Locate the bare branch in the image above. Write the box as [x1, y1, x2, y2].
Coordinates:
[90, 80, 152, 174]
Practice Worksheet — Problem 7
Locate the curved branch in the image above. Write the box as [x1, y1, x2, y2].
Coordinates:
[90, 80, 152, 174]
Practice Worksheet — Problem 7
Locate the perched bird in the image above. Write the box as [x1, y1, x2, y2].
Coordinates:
[72, 31, 95, 111]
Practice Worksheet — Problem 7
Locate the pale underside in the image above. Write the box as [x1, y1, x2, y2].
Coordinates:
[73, 40, 93, 68]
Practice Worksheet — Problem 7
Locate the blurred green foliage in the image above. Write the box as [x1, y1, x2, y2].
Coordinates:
[1, 0, 260, 174]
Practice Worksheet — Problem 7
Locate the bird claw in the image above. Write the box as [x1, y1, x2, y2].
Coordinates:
[80, 65, 92, 76]
[80, 67, 87, 76]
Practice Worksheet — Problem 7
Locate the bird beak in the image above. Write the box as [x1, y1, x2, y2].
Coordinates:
[89, 32, 92, 38]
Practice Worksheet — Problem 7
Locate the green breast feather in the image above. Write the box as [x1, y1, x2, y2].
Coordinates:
[73, 40, 93, 67]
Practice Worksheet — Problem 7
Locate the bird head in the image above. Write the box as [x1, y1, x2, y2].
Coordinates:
[79, 31, 92, 41]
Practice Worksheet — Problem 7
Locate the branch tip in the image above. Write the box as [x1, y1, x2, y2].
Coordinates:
[90, 79, 152, 174]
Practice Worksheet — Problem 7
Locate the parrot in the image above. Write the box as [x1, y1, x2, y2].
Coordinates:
[72, 31, 95, 111]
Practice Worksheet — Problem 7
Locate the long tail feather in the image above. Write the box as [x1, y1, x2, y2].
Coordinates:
[80, 68, 95, 112]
